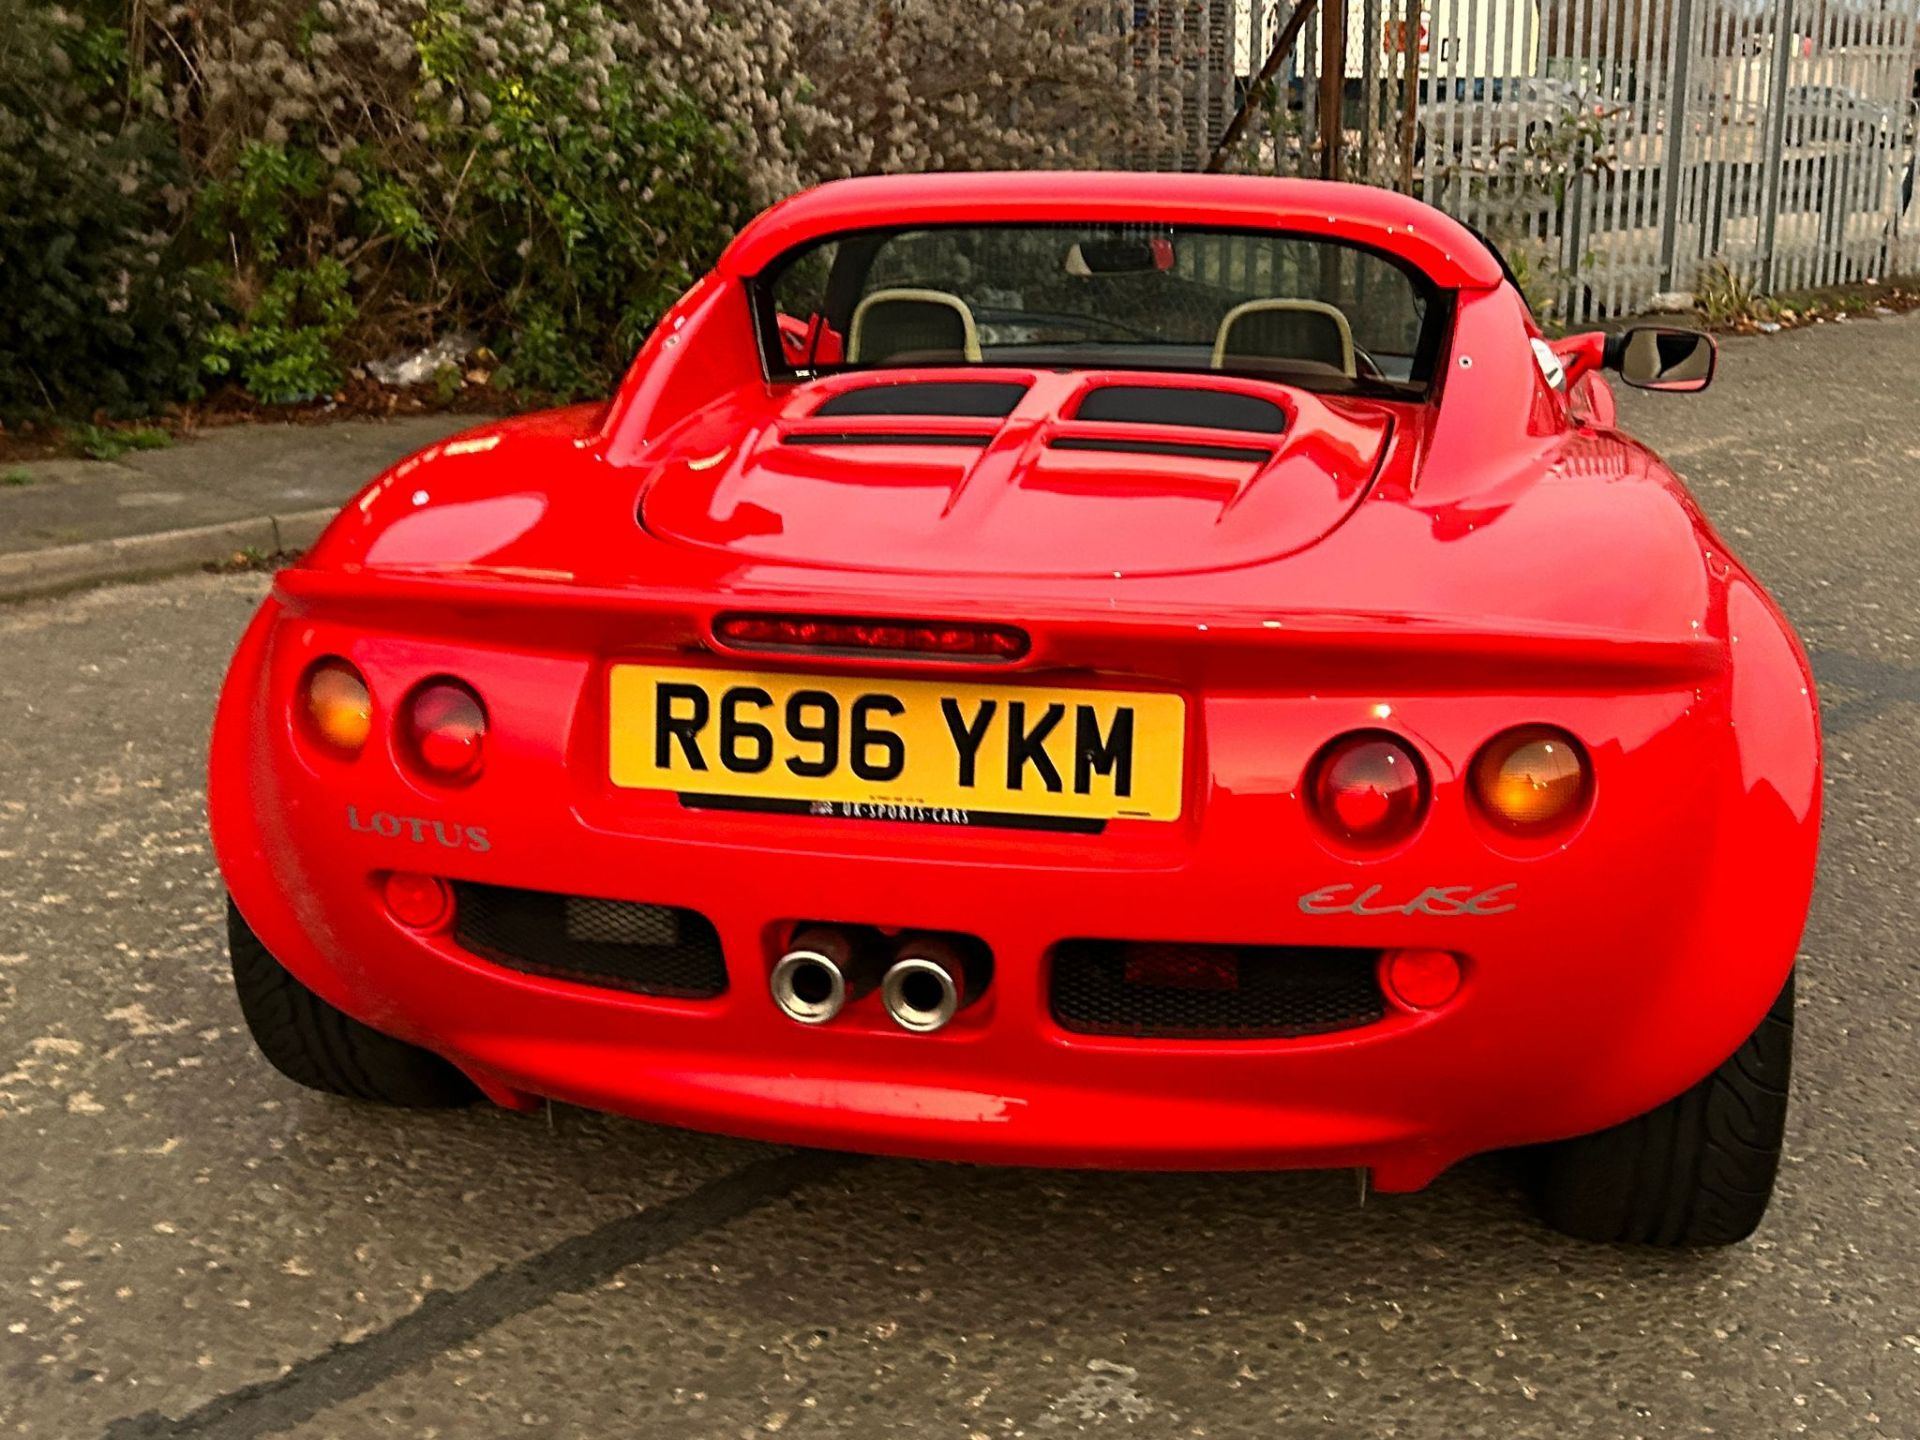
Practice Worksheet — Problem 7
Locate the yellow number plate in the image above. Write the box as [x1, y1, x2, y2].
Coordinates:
[608, 665, 1185, 822]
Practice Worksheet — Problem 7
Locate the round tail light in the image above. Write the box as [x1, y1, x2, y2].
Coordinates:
[402, 680, 487, 783]
[1472, 726, 1590, 835]
[1309, 732, 1429, 848]
[302, 658, 371, 757]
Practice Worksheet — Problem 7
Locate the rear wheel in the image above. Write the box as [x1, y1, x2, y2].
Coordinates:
[1533, 971, 1793, 1246]
[227, 899, 477, 1107]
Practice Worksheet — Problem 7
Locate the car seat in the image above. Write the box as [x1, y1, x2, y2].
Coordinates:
[847, 289, 983, 365]
[1211, 299, 1357, 377]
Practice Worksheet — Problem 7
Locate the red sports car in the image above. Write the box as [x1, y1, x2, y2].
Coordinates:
[209, 172, 1819, 1245]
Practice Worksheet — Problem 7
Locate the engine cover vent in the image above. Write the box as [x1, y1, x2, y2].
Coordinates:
[1075, 385, 1286, 435]
[814, 381, 1028, 418]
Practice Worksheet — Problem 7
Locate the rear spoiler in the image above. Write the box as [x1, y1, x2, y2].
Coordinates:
[718, 173, 1505, 293]
[274, 568, 1723, 692]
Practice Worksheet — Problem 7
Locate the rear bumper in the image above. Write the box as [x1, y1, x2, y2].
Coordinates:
[209, 586, 1820, 1190]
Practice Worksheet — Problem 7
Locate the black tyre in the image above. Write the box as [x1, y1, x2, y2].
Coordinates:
[1534, 971, 1793, 1246]
[227, 899, 477, 1107]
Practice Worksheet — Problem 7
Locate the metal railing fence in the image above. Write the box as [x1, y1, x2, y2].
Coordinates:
[1122, 0, 1920, 317]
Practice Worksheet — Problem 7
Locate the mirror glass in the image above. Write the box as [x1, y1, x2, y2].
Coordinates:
[1063, 236, 1174, 276]
[1618, 326, 1715, 391]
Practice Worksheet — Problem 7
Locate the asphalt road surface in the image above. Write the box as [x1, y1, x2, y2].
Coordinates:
[3, 314, 1917, 1439]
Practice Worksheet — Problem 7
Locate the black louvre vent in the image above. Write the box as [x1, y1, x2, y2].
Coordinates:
[782, 431, 990, 447]
[451, 883, 727, 999]
[1075, 385, 1286, 435]
[1050, 941, 1383, 1039]
[814, 381, 1027, 418]
[1050, 435, 1271, 464]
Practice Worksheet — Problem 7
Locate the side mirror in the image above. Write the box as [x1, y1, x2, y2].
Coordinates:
[1605, 325, 1716, 392]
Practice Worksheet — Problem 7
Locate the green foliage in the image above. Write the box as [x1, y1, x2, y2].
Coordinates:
[357, 171, 436, 254]
[2, 467, 33, 486]
[4, 0, 755, 416]
[0, 1, 210, 420]
[1695, 261, 1773, 326]
[397, 0, 750, 396]
[70, 423, 172, 461]
[192, 142, 360, 402]
[146, 0, 756, 403]
[201, 260, 358, 404]
[197, 142, 329, 265]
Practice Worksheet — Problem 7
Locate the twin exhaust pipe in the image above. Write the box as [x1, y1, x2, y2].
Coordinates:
[771, 926, 980, 1032]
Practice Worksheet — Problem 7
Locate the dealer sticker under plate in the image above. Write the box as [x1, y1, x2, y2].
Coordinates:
[608, 665, 1185, 823]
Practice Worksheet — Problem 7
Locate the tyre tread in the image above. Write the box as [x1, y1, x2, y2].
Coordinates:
[227, 901, 476, 1107]
[1535, 971, 1793, 1246]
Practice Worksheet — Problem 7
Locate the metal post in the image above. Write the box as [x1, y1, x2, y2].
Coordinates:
[1320, 0, 1347, 178]
[1400, 0, 1420, 193]
[1657, 0, 1699, 289]
[1361, 0, 1381, 176]
[1565, 167, 1588, 322]
[1766, 0, 1797, 293]
[1206, 0, 1322, 171]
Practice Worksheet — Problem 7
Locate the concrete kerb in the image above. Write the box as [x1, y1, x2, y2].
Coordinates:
[0, 507, 336, 602]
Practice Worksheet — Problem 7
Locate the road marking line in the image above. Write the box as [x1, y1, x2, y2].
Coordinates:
[100, 1147, 862, 1439]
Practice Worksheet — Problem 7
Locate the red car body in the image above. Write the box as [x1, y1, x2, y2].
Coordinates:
[209, 172, 1819, 1194]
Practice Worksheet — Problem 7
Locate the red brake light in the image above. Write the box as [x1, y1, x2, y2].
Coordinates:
[402, 680, 487, 783]
[714, 613, 1029, 661]
[1309, 732, 1429, 848]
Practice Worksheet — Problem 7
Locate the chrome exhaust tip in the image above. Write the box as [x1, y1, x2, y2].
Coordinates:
[881, 951, 963, 1033]
[771, 929, 856, 1025]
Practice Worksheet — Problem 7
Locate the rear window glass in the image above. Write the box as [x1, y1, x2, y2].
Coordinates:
[756, 223, 1444, 398]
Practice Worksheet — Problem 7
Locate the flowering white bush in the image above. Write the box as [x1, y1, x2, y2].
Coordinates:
[636, 0, 1181, 204]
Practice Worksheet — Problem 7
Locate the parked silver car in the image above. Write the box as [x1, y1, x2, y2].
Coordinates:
[1778, 84, 1897, 148]
[1415, 78, 1622, 164]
